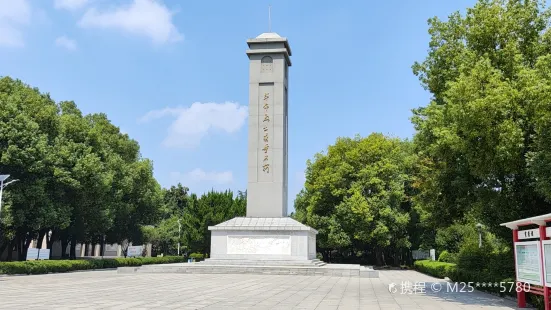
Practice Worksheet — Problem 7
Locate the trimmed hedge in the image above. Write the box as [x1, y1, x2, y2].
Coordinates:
[414, 260, 457, 279]
[0, 256, 186, 275]
[437, 250, 457, 263]
[413, 260, 517, 297]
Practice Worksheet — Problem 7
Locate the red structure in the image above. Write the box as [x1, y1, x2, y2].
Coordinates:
[501, 214, 551, 310]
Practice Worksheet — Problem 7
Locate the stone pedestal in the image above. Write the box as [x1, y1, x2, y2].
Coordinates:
[208, 217, 317, 261]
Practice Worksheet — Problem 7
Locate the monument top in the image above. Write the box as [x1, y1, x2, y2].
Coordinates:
[256, 32, 282, 39]
[246, 32, 292, 66]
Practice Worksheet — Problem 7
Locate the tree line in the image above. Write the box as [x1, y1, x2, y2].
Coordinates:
[0, 77, 245, 261]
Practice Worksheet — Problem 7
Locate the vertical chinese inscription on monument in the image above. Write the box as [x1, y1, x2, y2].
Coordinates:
[262, 92, 270, 173]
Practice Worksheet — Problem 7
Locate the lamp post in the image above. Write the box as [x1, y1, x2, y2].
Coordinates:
[476, 223, 483, 248]
[177, 218, 181, 256]
[0, 175, 19, 218]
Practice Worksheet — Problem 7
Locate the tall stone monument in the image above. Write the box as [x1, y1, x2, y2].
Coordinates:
[208, 32, 318, 262]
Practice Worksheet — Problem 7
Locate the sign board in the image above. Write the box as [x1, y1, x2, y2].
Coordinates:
[514, 241, 543, 285]
[541, 240, 551, 287]
[26, 248, 39, 260]
[38, 249, 50, 260]
[518, 228, 540, 240]
[412, 250, 430, 260]
[127, 245, 143, 257]
[429, 249, 436, 261]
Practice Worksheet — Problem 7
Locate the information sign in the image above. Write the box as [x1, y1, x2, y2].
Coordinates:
[26, 248, 39, 260]
[127, 245, 143, 257]
[38, 249, 50, 260]
[514, 241, 543, 285]
[541, 240, 551, 287]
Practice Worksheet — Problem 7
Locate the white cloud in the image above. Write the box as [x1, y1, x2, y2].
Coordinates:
[139, 102, 248, 148]
[78, 0, 182, 44]
[170, 169, 233, 185]
[54, 0, 90, 11]
[0, 0, 31, 47]
[55, 35, 77, 51]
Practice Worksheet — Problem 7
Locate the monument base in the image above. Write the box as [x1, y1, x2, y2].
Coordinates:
[115, 216, 378, 278]
[207, 217, 317, 261]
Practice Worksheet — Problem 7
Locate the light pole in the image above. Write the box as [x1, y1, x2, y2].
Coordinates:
[476, 223, 483, 248]
[0, 175, 19, 218]
[177, 218, 181, 256]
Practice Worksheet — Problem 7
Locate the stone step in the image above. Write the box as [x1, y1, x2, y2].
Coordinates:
[198, 258, 326, 267]
[117, 263, 379, 278]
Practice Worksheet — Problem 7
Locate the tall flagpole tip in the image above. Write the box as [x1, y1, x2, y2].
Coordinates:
[268, 5, 272, 33]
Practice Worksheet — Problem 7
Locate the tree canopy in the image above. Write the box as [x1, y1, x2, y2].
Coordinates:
[294, 133, 417, 265]
[0, 77, 161, 259]
[411, 0, 551, 238]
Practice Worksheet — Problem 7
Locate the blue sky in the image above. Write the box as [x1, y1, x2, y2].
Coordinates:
[0, 0, 476, 213]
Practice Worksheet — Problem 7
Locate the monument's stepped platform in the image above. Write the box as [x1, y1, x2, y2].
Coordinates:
[117, 262, 379, 278]
[199, 258, 327, 267]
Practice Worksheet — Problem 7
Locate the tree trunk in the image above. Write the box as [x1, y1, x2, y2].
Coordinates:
[100, 238, 105, 258]
[61, 238, 69, 259]
[36, 229, 46, 249]
[60, 229, 69, 259]
[70, 236, 77, 259]
[22, 234, 32, 261]
[0, 241, 7, 261]
[16, 232, 33, 261]
[393, 250, 400, 266]
[375, 248, 383, 266]
[321, 249, 329, 262]
[16, 234, 24, 261]
[6, 238, 15, 261]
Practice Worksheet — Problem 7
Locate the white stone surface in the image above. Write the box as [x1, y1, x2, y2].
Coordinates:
[256, 32, 282, 39]
[209, 217, 317, 232]
[209, 222, 317, 261]
[227, 236, 291, 255]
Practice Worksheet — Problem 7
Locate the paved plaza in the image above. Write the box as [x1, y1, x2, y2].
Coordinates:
[0, 269, 525, 309]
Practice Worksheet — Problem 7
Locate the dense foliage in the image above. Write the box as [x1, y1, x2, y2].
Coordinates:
[411, 0, 551, 239]
[143, 187, 246, 256]
[0, 77, 162, 260]
[294, 133, 419, 265]
[0, 77, 245, 261]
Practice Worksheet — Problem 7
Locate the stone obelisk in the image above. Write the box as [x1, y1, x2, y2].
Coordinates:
[245, 32, 290, 218]
[207, 32, 317, 262]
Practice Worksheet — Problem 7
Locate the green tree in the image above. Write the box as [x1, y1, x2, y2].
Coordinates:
[160, 183, 190, 219]
[295, 133, 416, 265]
[181, 190, 246, 255]
[0, 77, 63, 260]
[0, 77, 162, 261]
[411, 0, 551, 238]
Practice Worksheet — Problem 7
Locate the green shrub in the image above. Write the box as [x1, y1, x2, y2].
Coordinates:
[416, 248, 517, 298]
[438, 250, 457, 263]
[457, 244, 488, 270]
[189, 253, 205, 261]
[0, 256, 186, 275]
[316, 253, 324, 261]
[413, 260, 457, 279]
